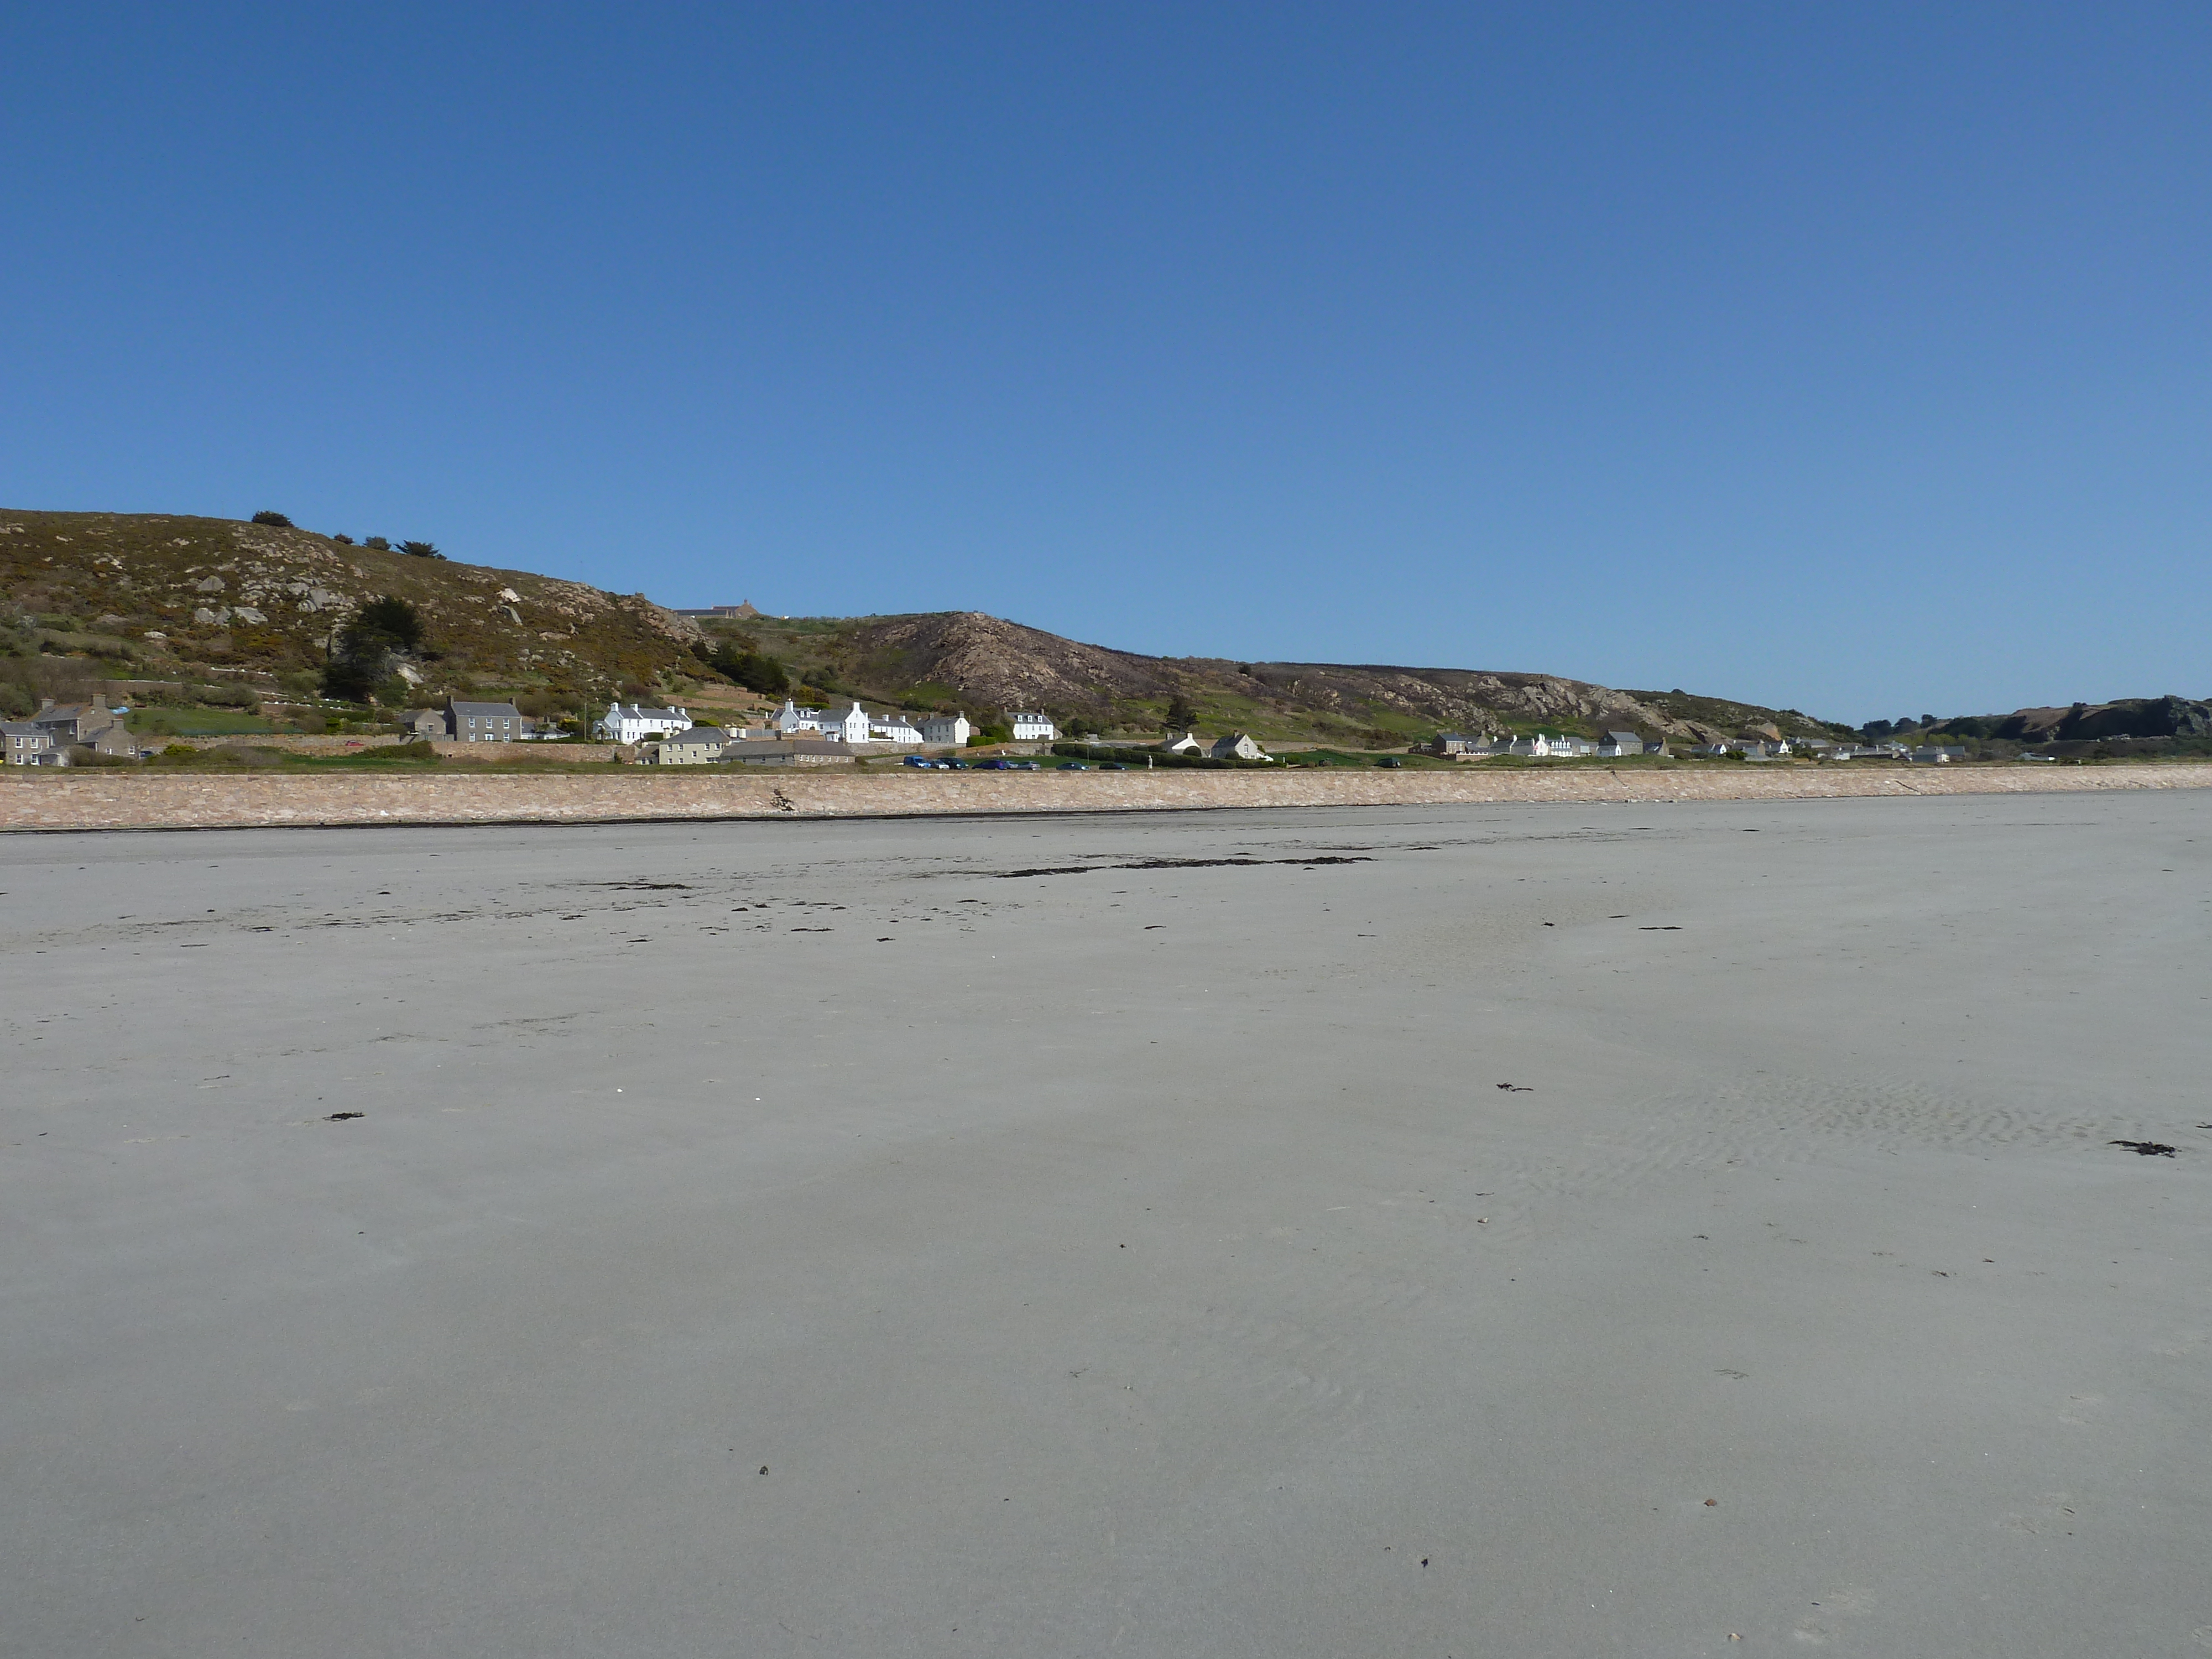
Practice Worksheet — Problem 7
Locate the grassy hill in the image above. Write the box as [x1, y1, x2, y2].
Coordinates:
[2, 508, 1852, 745]
[0, 509, 705, 722]
[708, 609, 1853, 746]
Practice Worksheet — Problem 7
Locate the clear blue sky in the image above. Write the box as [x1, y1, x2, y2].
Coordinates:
[4, 4, 2206, 722]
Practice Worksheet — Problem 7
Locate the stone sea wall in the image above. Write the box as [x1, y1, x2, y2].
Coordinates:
[4, 762, 2210, 832]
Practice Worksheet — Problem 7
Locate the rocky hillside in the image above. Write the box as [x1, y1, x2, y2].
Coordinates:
[1985, 697, 2211, 744]
[0, 509, 703, 707]
[738, 609, 1846, 745]
[3, 508, 1850, 744]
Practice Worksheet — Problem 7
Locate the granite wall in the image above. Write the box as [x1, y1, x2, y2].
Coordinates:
[5, 763, 2210, 832]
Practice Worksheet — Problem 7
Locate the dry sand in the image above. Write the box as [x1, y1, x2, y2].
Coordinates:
[3, 795, 2207, 1656]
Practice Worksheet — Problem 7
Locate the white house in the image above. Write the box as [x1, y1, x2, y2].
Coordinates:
[1209, 732, 1267, 760]
[771, 699, 825, 735]
[598, 700, 693, 743]
[1163, 732, 1203, 755]
[869, 712, 924, 744]
[919, 713, 972, 747]
[1009, 711, 1057, 742]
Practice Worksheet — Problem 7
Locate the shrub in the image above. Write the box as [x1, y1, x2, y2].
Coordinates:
[323, 597, 426, 701]
[398, 540, 444, 560]
[364, 536, 391, 551]
[353, 596, 425, 652]
[707, 641, 790, 695]
[251, 510, 293, 528]
[332, 533, 354, 545]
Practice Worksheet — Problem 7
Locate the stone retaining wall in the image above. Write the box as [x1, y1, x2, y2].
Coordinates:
[4, 763, 2209, 832]
[152, 734, 623, 761]
[154, 733, 411, 754]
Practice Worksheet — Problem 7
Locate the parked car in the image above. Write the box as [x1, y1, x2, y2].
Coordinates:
[1376, 755, 1404, 768]
[941, 758, 968, 769]
[1098, 761, 1126, 770]
[975, 758, 1011, 770]
[1059, 761, 1089, 770]
[902, 754, 936, 768]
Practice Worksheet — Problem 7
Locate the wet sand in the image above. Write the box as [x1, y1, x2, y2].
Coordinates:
[3, 795, 2207, 1656]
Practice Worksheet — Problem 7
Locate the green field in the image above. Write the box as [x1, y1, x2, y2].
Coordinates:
[126, 708, 279, 736]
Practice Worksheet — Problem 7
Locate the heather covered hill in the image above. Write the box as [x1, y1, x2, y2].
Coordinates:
[3, 507, 1859, 744]
[0, 509, 703, 706]
[791, 609, 1840, 744]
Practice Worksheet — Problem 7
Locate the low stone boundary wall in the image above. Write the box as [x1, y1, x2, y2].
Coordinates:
[4, 762, 2210, 832]
[153, 733, 411, 754]
[149, 734, 623, 761]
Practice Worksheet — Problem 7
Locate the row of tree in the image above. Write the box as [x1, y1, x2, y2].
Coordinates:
[250, 513, 442, 558]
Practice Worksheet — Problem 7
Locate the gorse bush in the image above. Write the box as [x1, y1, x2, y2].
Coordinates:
[398, 540, 444, 560]
[363, 536, 391, 551]
[251, 510, 294, 528]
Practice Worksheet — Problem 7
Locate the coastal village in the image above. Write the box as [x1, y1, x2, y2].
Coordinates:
[2, 690, 1974, 768]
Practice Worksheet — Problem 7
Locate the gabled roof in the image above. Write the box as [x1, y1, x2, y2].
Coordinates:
[451, 700, 522, 718]
[721, 738, 851, 759]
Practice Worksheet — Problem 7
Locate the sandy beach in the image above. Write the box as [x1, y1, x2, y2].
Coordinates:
[3, 793, 2206, 1657]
